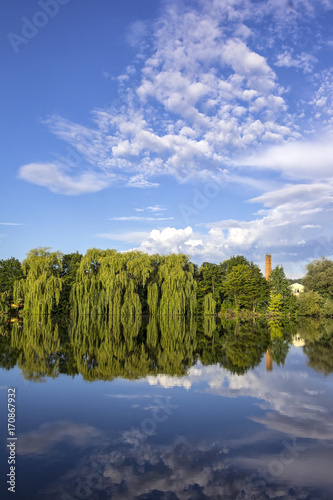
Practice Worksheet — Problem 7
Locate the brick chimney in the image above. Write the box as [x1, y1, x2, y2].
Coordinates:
[265, 254, 272, 280]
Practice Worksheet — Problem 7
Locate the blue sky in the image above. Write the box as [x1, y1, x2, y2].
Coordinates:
[1, 0, 333, 276]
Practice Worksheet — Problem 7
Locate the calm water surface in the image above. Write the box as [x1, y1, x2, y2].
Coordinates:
[0, 316, 333, 500]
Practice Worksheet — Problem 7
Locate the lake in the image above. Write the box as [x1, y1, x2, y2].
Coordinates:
[0, 315, 333, 499]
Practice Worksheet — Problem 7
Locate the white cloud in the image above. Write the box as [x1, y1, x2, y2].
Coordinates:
[0, 223, 23, 226]
[275, 50, 317, 73]
[127, 178, 333, 273]
[18, 0, 323, 194]
[109, 216, 174, 221]
[18, 163, 113, 195]
[145, 205, 167, 212]
[234, 135, 333, 179]
[136, 226, 206, 254]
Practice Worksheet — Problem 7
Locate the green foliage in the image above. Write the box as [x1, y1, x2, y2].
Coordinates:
[268, 320, 291, 366]
[56, 252, 83, 314]
[220, 255, 251, 276]
[70, 249, 148, 319]
[5, 312, 332, 381]
[269, 265, 297, 316]
[4, 247, 332, 319]
[0, 258, 24, 312]
[70, 250, 196, 318]
[0, 257, 24, 296]
[13, 247, 63, 315]
[268, 293, 283, 315]
[303, 257, 333, 299]
[299, 318, 333, 375]
[220, 321, 270, 374]
[11, 315, 61, 381]
[223, 263, 269, 312]
[196, 262, 224, 313]
[157, 254, 197, 316]
[203, 293, 217, 315]
[297, 290, 323, 317]
[323, 298, 333, 317]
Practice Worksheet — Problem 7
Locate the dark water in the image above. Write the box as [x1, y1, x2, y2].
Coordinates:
[0, 315, 333, 500]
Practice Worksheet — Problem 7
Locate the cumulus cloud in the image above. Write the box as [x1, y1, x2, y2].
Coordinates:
[136, 226, 205, 255]
[127, 179, 333, 273]
[18, 0, 329, 194]
[15, 0, 333, 273]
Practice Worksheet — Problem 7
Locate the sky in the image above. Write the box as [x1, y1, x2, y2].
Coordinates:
[1, 0, 333, 277]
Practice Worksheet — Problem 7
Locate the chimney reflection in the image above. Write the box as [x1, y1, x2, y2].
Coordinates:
[266, 349, 273, 371]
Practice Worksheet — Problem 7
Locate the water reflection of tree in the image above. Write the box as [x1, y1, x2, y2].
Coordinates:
[11, 315, 62, 381]
[3, 314, 333, 380]
[197, 319, 271, 374]
[268, 320, 293, 367]
[155, 315, 197, 376]
[69, 314, 197, 381]
[298, 318, 333, 375]
[0, 316, 20, 370]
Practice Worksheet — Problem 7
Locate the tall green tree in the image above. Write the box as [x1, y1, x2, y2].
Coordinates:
[223, 263, 269, 312]
[269, 265, 297, 315]
[0, 257, 23, 295]
[196, 262, 223, 314]
[303, 257, 333, 299]
[0, 258, 24, 310]
[56, 252, 83, 314]
[220, 255, 251, 277]
[297, 290, 323, 316]
[157, 254, 197, 316]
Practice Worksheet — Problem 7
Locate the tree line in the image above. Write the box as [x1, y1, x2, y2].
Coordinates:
[1, 248, 333, 317]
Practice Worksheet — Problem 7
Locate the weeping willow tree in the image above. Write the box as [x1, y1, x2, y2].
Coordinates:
[70, 249, 154, 319]
[156, 254, 197, 316]
[13, 247, 62, 316]
[11, 315, 61, 380]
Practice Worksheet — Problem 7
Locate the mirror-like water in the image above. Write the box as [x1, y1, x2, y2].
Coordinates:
[0, 315, 333, 500]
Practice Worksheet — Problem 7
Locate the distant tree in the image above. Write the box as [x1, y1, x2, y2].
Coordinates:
[323, 299, 333, 317]
[268, 293, 283, 315]
[220, 255, 251, 277]
[0, 257, 23, 297]
[196, 262, 224, 313]
[297, 290, 323, 316]
[303, 257, 333, 299]
[56, 252, 83, 314]
[223, 263, 269, 312]
[269, 265, 297, 315]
